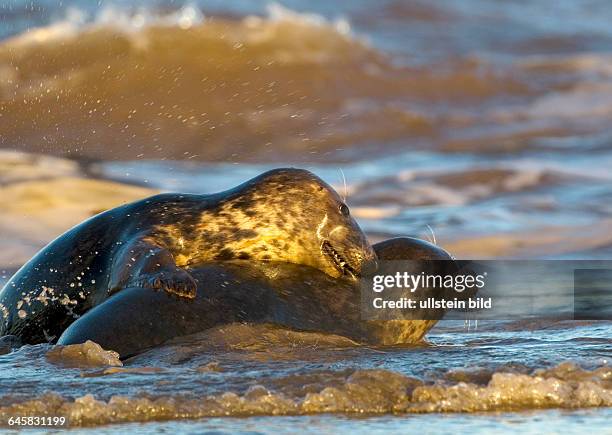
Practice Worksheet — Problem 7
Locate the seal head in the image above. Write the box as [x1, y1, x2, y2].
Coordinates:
[177, 168, 377, 280]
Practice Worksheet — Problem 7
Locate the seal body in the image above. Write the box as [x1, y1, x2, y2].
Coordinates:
[58, 262, 361, 358]
[0, 169, 375, 344]
[58, 238, 458, 358]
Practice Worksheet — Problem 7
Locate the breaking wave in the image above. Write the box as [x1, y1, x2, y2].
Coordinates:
[0, 4, 526, 162]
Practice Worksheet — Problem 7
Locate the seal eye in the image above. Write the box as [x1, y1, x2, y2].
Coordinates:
[339, 203, 350, 217]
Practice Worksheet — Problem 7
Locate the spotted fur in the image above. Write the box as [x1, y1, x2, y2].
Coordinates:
[148, 169, 375, 279]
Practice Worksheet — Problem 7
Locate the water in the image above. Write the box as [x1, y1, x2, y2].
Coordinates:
[62, 410, 612, 435]
[0, 321, 610, 429]
[0, 0, 611, 432]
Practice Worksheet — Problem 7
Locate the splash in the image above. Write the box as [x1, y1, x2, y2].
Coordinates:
[46, 341, 123, 368]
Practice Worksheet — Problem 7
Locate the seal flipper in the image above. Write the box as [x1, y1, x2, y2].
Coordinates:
[109, 237, 197, 299]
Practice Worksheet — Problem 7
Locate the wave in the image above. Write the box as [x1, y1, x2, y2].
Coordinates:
[0, 4, 528, 162]
[0, 359, 609, 426]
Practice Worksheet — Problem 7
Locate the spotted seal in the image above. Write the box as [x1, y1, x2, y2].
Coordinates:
[0, 168, 376, 344]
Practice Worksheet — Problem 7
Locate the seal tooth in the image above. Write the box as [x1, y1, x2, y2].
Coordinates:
[321, 239, 357, 277]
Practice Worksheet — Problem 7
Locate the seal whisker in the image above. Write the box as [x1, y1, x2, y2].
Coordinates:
[425, 224, 437, 245]
[338, 168, 348, 203]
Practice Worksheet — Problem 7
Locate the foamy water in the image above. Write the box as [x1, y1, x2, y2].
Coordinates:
[1, 0, 611, 432]
[1, 322, 611, 428]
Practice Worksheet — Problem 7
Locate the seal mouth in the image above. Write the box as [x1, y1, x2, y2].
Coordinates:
[321, 240, 357, 279]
